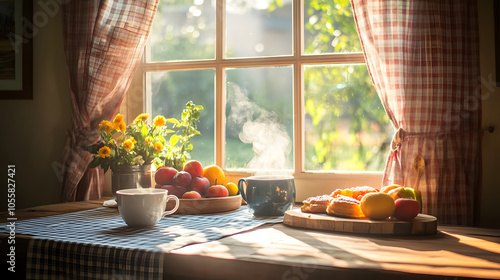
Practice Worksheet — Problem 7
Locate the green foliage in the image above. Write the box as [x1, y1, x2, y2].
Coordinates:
[163, 101, 204, 170]
[271, 0, 392, 171]
[150, 69, 215, 166]
[304, 65, 392, 171]
[303, 0, 361, 54]
[150, 0, 214, 61]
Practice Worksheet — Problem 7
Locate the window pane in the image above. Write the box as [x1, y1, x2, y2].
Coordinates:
[151, 70, 215, 166]
[225, 67, 293, 170]
[304, 64, 394, 171]
[150, 0, 215, 61]
[226, 0, 293, 58]
[304, 0, 362, 54]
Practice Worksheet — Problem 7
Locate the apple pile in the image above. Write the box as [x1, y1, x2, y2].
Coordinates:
[381, 184, 421, 221]
[154, 160, 236, 199]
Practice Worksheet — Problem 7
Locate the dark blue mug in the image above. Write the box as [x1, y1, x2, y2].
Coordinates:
[238, 175, 296, 216]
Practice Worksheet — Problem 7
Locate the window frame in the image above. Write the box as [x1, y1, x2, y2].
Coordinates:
[129, 0, 384, 200]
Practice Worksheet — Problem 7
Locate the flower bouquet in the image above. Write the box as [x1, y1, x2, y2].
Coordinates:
[87, 101, 204, 172]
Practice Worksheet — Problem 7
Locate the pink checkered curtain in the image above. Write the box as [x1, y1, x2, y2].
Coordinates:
[60, 0, 158, 202]
[351, 0, 482, 225]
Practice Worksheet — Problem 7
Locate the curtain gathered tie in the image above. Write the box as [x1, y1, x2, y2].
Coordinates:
[66, 127, 100, 149]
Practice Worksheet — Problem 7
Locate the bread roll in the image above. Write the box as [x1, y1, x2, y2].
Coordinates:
[301, 195, 332, 213]
[326, 195, 365, 219]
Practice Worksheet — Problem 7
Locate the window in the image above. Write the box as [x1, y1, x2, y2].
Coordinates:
[137, 0, 394, 197]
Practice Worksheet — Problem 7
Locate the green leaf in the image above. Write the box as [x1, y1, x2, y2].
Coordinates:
[181, 111, 188, 121]
[166, 118, 180, 126]
[141, 124, 148, 137]
[88, 157, 100, 168]
[85, 145, 94, 153]
[169, 135, 180, 146]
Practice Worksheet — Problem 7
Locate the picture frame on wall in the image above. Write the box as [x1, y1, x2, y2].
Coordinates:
[0, 0, 33, 100]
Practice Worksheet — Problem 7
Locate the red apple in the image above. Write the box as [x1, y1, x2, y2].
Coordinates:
[394, 198, 420, 221]
[183, 160, 204, 178]
[190, 176, 210, 195]
[156, 184, 187, 198]
[205, 185, 229, 198]
[173, 171, 192, 187]
[182, 191, 202, 199]
[155, 167, 177, 185]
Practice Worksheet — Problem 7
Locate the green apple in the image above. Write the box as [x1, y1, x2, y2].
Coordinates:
[388, 186, 416, 200]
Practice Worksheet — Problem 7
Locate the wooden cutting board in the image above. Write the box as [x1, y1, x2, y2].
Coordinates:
[283, 208, 437, 235]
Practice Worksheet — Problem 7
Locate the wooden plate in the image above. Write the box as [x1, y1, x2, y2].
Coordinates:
[166, 195, 242, 215]
[283, 208, 437, 235]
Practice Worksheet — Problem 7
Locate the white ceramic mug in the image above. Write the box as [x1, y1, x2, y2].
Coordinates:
[116, 188, 179, 227]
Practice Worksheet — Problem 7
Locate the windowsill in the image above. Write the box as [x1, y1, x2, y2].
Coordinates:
[225, 170, 384, 202]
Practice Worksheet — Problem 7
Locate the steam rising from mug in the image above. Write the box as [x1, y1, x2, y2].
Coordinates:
[135, 183, 155, 193]
[226, 82, 292, 173]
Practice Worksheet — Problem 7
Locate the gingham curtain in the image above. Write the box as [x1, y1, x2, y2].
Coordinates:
[351, 0, 482, 225]
[60, 0, 158, 202]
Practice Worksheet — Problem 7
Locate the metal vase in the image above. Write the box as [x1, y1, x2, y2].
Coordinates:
[111, 164, 153, 196]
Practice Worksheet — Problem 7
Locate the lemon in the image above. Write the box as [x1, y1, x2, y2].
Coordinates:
[202, 165, 226, 186]
[360, 192, 395, 220]
[225, 182, 239, 196]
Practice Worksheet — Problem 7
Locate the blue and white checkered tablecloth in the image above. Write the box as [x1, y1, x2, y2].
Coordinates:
[1, 206, 283, 279]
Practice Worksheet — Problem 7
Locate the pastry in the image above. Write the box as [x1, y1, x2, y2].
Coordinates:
[301, 195, 333, 213]
[330, 186, 378, 201]
[326, 195, 365, 218]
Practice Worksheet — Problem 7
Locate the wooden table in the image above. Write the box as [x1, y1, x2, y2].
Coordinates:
[1, 199, 500, 280]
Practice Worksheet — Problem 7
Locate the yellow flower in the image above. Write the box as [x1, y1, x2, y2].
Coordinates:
[153, 141, 164, 153]
[129, 136, 137, 144]
[133, 113, 149, 124]
[153, 115, 166, 127]
[113, 114, 124, 123]
[123, 139, 134, 151]
[98, 146, 111, 158]
[145, 136, 153, 146]
[98, 120, 114, 134]
[114, 120, 126, 131]
[111, 114, 126, 131]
